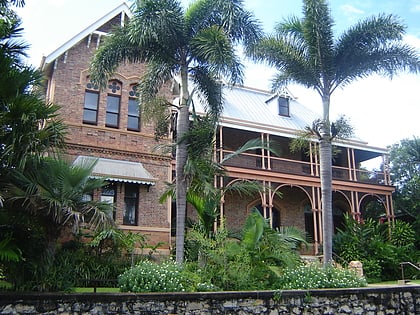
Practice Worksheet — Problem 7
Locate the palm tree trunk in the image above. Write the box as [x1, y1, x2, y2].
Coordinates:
[175, 63, 190, 264]
[320, 94, 333, 266]
[319, 136, 333, 266]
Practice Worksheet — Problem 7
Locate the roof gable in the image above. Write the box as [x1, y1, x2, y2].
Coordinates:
[41, 2, 131, 69]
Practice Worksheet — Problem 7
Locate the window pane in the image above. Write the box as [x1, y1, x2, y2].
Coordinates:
[123, 200, 136, 225]
[128, 99, 139, 116]
[278, 97, 289, 116]
[84, 91, 99, 110]
[83, 109, 97, 123]
[107, 95, 120, 113]
[124, 184, 138, 225]
[106, 113, 119, 127]
[128, 116, 140, 131]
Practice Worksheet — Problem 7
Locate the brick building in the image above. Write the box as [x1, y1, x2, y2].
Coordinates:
[40, 2, 394, 256]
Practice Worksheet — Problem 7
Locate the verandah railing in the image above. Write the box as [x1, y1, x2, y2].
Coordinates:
[219, 150, 386, 185]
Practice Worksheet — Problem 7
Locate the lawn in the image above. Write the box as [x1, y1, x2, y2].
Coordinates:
[74, 287, 120, 293]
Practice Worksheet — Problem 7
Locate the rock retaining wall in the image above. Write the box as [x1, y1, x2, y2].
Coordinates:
[1, 285, 419, 314]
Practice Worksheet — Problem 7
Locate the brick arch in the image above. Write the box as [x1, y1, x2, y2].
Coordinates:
[79, 68, 140, 85]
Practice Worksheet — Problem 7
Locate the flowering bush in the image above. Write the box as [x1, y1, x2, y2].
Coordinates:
[119, 260, 192, 293]
[275, 263, 367, 290]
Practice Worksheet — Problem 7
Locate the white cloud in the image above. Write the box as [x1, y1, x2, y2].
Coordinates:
[410, 4, 420, 12]
[340, 4, 365, 16]
[404, 34, 420, 49]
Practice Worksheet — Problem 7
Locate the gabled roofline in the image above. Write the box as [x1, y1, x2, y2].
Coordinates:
[41, 2, 132, 70]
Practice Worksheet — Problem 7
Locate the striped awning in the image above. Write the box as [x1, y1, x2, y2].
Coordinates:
[73, 156, 155, 185]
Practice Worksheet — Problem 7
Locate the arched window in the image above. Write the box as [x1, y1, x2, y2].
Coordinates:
[83, 79, 99, 125]
[127, 84, 140, 131]
[106, 80, 122, 128]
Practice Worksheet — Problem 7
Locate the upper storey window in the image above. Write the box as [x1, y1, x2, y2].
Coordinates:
[278, 97, 290, 117]
[106, 80, 122, 128]
[83, 81, 99, 125]
[127, 84, 140, 131]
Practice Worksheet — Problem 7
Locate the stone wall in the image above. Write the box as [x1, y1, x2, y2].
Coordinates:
[1, 286, 419, 314]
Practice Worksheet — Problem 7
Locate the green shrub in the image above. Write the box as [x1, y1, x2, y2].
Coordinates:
[333, 215, 420, 282]
[389, 221, 415, 247]
[118, 260, 193, 293]
[275, 263, 367, 289]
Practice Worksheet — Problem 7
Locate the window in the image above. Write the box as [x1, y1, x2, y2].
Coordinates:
[128, 85, 140, 131]
[83, 81, 99, 124]
[101, 183, 117, 220]
[124, 184, 138, 225]
[106, 80, 121, 128]
[278, 97, 290, 117]
[304, 204, 315, 242]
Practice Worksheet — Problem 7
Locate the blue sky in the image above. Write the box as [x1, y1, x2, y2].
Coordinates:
[15, 0, 420, 153]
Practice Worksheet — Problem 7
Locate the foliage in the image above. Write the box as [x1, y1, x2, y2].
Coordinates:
[389, 137, 420, 248]
[185, 211, 306, 291]
[1, 227, 154, 292]
[333, 214, 419, 282]
[275, 263, 367, 290]
[389, 220, 416, 247]
[118, 260, 196, 293]
[0, 234, 21, 263]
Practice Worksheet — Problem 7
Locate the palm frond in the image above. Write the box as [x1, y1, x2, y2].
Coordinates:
[302, 0, 335, 76]
[334, 14, 420, 90]
[185, 0, 261, 47]
[221, 138, 281, 163]
[130, 0, 186, 54]
[190, 26, 244, 85]
[189, 66, 224, 120]
[241, 208, 268, 251]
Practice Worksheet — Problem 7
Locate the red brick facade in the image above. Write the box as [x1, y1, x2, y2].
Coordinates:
[42, 11, 174, 254]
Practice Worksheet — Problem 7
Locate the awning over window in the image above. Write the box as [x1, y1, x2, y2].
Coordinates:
[73, 156, 156, 186]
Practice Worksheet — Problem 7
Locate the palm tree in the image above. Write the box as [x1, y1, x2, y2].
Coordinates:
[7, 157, 114, 238]
[249, 0, 420, 265]
[89, 0, 261, 263]
[0, 9, 66, 171]
[3, 157, 114, 290]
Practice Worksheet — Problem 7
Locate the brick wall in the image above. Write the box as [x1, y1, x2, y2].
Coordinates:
[44, 21, 175, 249]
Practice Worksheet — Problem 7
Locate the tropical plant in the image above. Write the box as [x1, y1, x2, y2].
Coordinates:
[1, 157, 114, 290]
[6, 157, 114, 243]
[0, 2, 70, 291]
[249, 0, 420, 265]
[389, 137, 420, 248]
[333, 214, 419, 282]
[89, 0, 261, 263]
[185, 210, 306, 290]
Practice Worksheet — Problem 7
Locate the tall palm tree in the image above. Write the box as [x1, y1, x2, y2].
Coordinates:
[249, 0, 420, 265]
[89, 0, 261, 263]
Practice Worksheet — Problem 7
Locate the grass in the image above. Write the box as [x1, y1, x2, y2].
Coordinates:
[74, 287, 120, 293]
[369, 279, 420, 286]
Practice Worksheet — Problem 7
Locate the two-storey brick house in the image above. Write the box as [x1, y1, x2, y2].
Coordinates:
[41, 2, 394, 256]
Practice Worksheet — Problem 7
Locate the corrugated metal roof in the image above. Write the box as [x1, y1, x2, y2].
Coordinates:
[191, 85, 388, 154]
[73, 156, 155, 185]
[192, 85, 320, 138]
